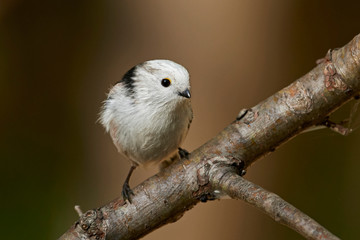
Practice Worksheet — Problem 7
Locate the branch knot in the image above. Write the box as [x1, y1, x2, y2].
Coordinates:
[194, 157, 245, 202]
[322, 49, 348, 92]
[77, 209, 107, 240]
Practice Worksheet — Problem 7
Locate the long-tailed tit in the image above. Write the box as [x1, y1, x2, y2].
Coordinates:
[100, 60, 193, 202]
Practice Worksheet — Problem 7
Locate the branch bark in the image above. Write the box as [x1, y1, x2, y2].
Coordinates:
[210, 160, 340, 240]
[59, 33, 360, 240]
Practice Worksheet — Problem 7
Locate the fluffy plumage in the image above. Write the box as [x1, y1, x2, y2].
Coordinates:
[99, 60, 193, 201]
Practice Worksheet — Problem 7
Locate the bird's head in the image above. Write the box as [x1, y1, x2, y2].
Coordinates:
[120, 60, 191, 106]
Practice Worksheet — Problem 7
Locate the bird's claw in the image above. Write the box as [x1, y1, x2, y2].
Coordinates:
[122, 182, 134, 203]
[178, 147, 190, 159]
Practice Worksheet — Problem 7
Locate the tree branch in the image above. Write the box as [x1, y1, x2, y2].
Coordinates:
[59, 33, 360, 240]
[209, 159, 340, 240]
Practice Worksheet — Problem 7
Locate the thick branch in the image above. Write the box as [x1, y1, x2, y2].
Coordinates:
[59, 33, 360, 240]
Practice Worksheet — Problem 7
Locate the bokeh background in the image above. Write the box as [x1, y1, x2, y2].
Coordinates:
[1, 0, 360, 239]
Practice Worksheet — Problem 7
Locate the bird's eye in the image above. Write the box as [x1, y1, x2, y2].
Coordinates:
[161, 78, 171, 87]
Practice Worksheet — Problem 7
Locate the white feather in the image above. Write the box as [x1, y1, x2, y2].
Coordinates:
[100, 60, 193, 166]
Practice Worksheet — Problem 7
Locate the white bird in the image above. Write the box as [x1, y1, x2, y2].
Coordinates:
[100, 59, 193, 202]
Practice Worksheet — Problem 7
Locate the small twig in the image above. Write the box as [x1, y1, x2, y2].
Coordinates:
[322, 117, 352, 136]
[74, 205, 83, 217]
[210, 167, 340, 240]
[301, 125, 327, 134]
[319, 94, 360, 135]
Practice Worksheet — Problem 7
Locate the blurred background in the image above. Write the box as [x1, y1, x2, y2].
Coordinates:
[1, 0, 360, 239]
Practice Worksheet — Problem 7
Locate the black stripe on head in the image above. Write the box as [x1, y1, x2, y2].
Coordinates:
[116, 66, 137, 97]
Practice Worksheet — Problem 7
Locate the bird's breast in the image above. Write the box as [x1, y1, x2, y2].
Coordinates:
[114, 101, 192, 166]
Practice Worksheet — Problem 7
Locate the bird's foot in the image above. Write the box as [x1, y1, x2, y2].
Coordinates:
[178, 147, 190, 159]
[122, 181, 134, 203]
[160, 148, 190, 170]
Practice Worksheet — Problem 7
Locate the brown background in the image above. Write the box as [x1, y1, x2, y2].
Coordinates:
[1, 1, 360, 239]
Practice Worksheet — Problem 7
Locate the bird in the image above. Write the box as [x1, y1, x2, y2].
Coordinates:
[99, 59, 193, 203]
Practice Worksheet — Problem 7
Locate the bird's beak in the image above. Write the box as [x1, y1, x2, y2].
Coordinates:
[178, 89, 191, 98]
